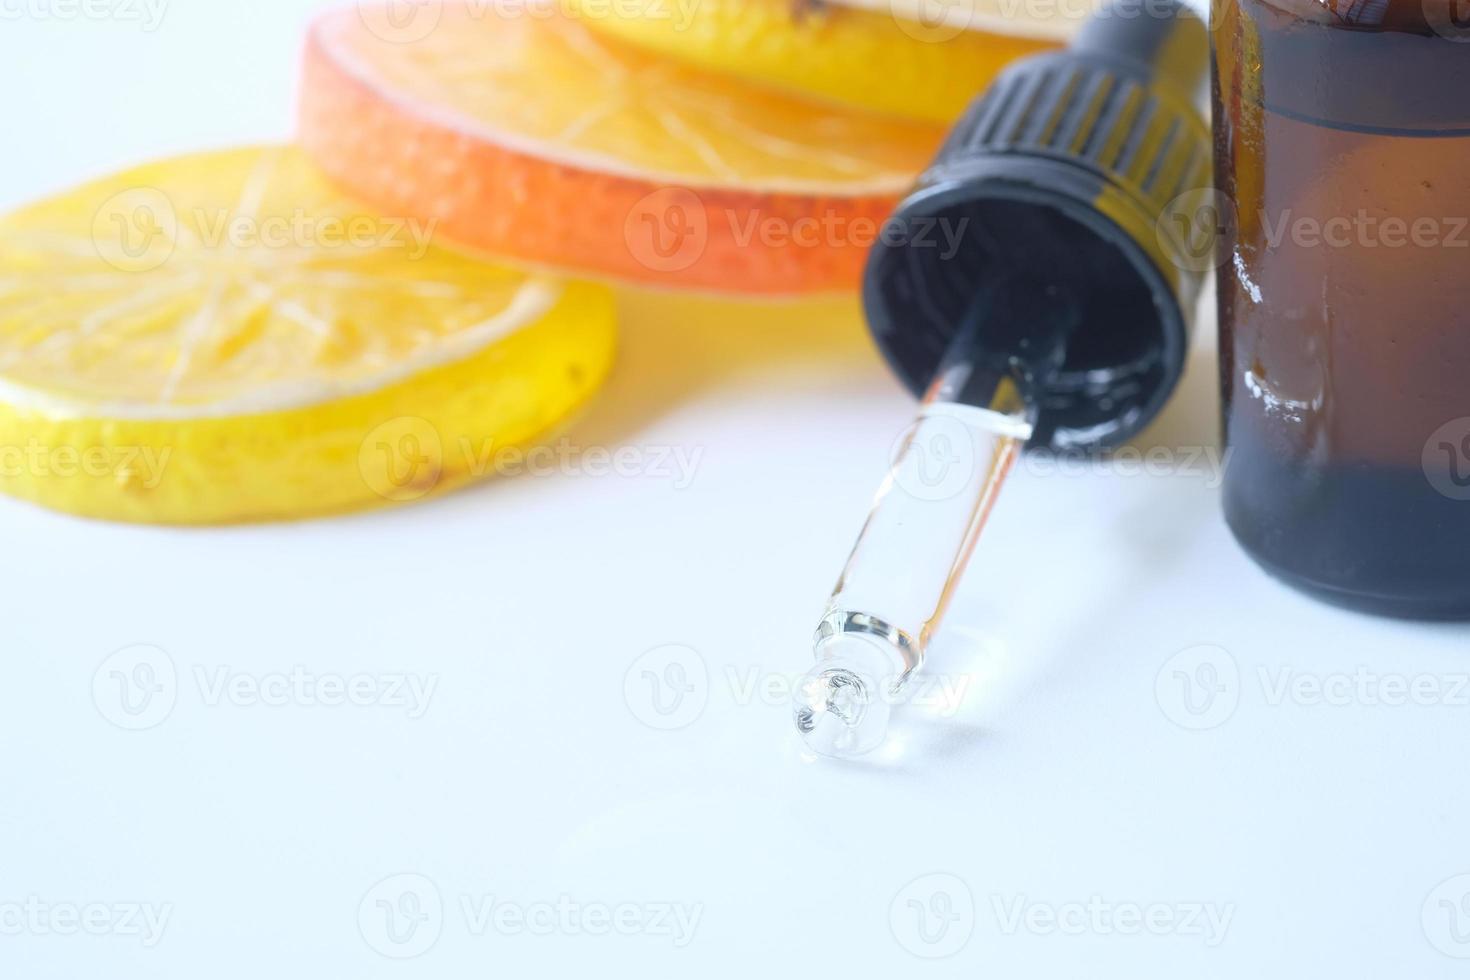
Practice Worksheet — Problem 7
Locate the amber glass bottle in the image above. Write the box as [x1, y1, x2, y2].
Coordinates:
[1213, 0, 1470, 617]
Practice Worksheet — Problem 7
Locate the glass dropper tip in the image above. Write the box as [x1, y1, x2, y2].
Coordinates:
[792, 637, 895, 758]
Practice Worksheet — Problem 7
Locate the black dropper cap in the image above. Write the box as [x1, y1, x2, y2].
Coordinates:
[863, 0, 1211, 451]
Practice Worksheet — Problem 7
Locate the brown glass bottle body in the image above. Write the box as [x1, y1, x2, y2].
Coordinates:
[1213, 0, 1470, 616]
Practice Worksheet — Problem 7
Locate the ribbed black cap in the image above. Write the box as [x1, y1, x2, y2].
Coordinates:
[863, 0, 1211, 450]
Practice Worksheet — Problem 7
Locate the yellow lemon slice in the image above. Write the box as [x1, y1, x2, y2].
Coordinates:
[0, 146, 616, 524]
[563, 0, 1064, 125]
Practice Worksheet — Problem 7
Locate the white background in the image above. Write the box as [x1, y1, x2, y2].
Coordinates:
[4, 2, 1470, 977]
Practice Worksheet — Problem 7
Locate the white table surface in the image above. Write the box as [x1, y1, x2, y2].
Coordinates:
[5, 4, 1470, 978]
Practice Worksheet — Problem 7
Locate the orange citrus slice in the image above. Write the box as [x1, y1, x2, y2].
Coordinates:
[298, 2, 947, 295]
[0, 146, 616, 524]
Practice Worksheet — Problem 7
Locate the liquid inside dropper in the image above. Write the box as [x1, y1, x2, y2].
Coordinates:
[794, 278, 1080, 758]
